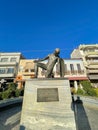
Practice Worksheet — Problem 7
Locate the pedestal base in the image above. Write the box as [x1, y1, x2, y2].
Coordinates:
[20, 78, 76, 130]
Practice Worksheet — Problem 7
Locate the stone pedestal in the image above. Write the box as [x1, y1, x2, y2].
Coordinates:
[20, 78, 76, 130]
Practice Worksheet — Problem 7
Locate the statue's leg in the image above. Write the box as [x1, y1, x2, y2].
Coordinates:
[34, 62, 47, 78]
[59, 58, 65, 77]
[34, 63, 38, 78]
[45, 67, 54, 78]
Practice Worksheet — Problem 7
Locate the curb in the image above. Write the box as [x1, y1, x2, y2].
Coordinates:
[0, 97, 23, 111]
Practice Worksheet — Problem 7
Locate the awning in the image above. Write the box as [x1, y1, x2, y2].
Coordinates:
[68, 77, 88, 80]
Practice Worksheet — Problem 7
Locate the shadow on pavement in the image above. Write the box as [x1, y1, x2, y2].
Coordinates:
[73, 96, 91, 130]
[0, 106, 22, 130]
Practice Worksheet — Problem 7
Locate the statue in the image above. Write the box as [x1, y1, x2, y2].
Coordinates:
[34, 48, 65, 78]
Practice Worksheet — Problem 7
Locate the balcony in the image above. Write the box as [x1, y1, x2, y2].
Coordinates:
[23, 72, 35, 76]
[85, 52, 98, 58]
[87, 65, 98, 69]
[0, 73, 15, 78]
[0, 62, 17, 66]
[88, 74, 98, 80]
[87, 61, 98, 65]
[87, 69, 98, 74]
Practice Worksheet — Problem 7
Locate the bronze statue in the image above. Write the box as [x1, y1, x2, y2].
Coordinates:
[34, 48, 65, 78]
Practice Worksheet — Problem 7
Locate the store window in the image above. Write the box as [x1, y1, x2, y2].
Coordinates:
[77, 64, 81, 73]
[0, 68, 6, 74]
[7, 68, 14, 73]
[70, 64, 74, 73]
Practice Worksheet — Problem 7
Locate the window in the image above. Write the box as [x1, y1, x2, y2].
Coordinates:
[88, 48, 95, 52]
[77, 64, 81, 73]
[31, 69, 34, 72]
[70, 64, 74, 73]
[7, 68, 14, 73]
[0, 68, 6, 74]
[1, 58, 8, 62]
[10, 58, 16, 62]
[25, 69, 29, 72]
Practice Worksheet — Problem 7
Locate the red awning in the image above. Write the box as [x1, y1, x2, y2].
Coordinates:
[68, 77, 88, 80]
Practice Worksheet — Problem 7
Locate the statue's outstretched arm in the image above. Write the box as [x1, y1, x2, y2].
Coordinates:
[34, 56, 49, 63]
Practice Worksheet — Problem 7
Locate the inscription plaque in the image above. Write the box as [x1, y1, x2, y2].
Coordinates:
[37, 88, 59, 102]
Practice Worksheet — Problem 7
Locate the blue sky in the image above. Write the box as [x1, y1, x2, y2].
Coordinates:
[0, 0, 98, 59]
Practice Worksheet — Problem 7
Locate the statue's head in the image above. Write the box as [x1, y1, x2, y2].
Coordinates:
[54, 48, 60, 54]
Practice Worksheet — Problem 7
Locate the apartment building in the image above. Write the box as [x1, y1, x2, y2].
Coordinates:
[16, 59, 35, 88]
[71, 44, 98, 87]
[17, 59, 35, 79]
[0, 52, 25, 82]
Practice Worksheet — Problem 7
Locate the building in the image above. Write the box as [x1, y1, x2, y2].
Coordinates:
[71, 44, 98, 87]
[0, 52, 25, 82]
[17, 59, 35, 79]
[16, 59, 35, 89]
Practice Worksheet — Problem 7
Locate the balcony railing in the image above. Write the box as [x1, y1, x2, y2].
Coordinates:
[87, 61, 98, 65]
[0, 73, 15, 77]
[85, 51, 98, 56]
[85, 52, 98, 57]
[0, 62, 17, 66]
[87, 69, 98, 74]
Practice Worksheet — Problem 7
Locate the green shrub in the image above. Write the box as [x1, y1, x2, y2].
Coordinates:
[2, 90, 11, 99]
[15, 88, 24, 97]
[79, 80, 97, 97]
[2, 83, 18, 99]
[1, 82, 24, 100]
[86, 88, 97, 96]
[94, 88, 98, 97]
[8, 82, 17, 91]
[80, 80, 92, 91]
[15, 89, 21, 97]
[77, 88, 84, 95]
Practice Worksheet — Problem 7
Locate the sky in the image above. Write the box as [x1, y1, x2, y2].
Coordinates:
[0, 0, 98, 59]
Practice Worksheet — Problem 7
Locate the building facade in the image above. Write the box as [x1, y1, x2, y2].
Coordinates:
[71, 44, 98, 87]
[0, 52, 25, 82]
[15, 59, 35, 88]
[17, 59, 35, 79]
